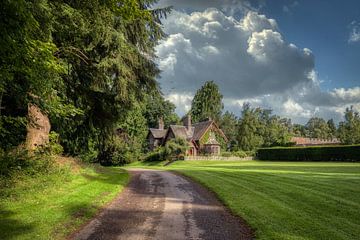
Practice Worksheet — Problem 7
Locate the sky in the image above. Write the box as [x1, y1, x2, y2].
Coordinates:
[154, 0, 360, 124]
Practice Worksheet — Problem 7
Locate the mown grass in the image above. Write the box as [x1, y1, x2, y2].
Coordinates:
[0, 161, 128, 240]
[127, 160, 360, 240]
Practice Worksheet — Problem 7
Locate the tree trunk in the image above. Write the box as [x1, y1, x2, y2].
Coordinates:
[25, 104, 51, 151]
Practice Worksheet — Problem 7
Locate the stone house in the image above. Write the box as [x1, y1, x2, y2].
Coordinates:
[147, 115, 228, 156]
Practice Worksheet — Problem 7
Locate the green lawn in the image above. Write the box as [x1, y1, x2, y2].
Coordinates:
[0, 163, 128, 240]
[127, 160, 360, 240]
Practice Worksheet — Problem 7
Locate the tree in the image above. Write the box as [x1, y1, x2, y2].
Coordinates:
[143, 91, 179, 128]
[190, 81, 223, 123]
[48, 0, 171, 162]
[327, 119, 337, 138]
[220, 111, 238, 150]
[305, 117, 331, 139]
[338, 106, 360, 144]
[236, 104, 263, 151]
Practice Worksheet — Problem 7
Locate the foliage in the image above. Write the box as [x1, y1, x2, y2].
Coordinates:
[143, 91, 180, 128]
[48, 131, 64, 155]
[236, 103, 292, 151]
[257, 145, 360, 162]
[236, 104, 264, 151]
[190, 81, 223, 123]
[220, 111, 238, 150]
[144, 147, 166, 162]
[0, 147, 54, 178]
[164, 137, 190, 160]
[338, 106, 360, 144]
[0, 116, 27, 150]
[305, 117, 332, 139]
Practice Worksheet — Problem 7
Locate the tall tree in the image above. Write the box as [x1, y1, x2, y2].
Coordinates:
[305, 117, 331, 139]
[143, 91, 179, 128]
[327, 119, 337, 138]
[190, 81, 223, 123]
[338, 106, 360, 144]
[236, 104, 263, 151]
[48, 0, 170, 161]
[220, 111, 238, 150]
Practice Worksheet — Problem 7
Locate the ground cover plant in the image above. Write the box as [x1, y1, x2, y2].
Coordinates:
[127, 160, 360, 240]
[0, 158, 128, 240]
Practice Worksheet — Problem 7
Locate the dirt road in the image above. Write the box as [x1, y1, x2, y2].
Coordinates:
[71, 169, 253, 240]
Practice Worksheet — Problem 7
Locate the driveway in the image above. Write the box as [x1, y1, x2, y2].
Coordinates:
[71, 168, 254, 240]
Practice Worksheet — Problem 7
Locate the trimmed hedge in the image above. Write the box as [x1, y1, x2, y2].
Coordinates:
[257, 145, 360, 162]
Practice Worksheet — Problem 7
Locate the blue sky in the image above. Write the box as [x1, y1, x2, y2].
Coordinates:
[155, 0, 360, 123]
[260, 0, 360, 91]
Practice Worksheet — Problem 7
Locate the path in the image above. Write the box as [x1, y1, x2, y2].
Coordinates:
[71, 169, 254, 240]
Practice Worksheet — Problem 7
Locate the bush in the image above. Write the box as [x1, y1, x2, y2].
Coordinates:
[257, 145, 360, 162]
[0, 147, 55, 177]
[233, 151, 248, 158]
[144, 147, 166, 162]
[164, 138, 189, 161]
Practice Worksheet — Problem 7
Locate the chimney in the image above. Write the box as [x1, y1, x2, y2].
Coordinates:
[183, 114, 191, 130]
[158, 117, 164, 130]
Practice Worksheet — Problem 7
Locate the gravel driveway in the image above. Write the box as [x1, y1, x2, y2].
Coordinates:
[71, 168, 254, 240]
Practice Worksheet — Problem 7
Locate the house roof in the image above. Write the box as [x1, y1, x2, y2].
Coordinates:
[168, 125, 194, 140]
[192, 121, 213, 140]
[149, 128, 167, 139]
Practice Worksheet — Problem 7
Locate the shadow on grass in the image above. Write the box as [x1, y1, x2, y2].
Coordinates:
[80, 168, 127, 185]
[0, 206, 34, 240]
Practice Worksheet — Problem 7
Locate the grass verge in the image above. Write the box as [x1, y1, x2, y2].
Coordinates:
[0, 157, 128, 240]
[126, 160, 360, 240]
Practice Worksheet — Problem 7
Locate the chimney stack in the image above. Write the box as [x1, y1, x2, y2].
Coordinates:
[158, 117, 164, 130]
[183, 114, 191, 130]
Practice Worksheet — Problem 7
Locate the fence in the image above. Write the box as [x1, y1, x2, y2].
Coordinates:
[184, 156, 253, 161]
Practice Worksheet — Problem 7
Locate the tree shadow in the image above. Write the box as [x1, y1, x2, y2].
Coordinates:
[0, 205, 34, 240]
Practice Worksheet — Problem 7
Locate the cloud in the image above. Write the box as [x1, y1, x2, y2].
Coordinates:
[349, 21, 360, 43]
[155, 8, 359, 123]
[156, 9, 314, 99]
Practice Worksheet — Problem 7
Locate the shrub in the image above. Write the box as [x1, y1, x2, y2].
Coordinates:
[233, 150, 248, 158]
[144, 147, 166, 162]
[221, 151, 232, 157]
[257, 145, 360, 162]
[164, 138, 189, 161]
[0, 147, 55, 177]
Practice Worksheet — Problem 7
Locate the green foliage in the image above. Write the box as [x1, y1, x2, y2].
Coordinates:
[143, 92, 180, 128]
[305, 117, 332, 139]
[164, 137, 190, 160]
[48, 131, 64, 155]
[220, 111, 238, 149]
[144, 147, 166, 162]
[0, 147, 54, 178]
[257, 145, 360, 162]
[236, 103, 292, 151]
[338, 106, 360, 144]
[190, 81, 223, 123]
[0, 116, 27, 150]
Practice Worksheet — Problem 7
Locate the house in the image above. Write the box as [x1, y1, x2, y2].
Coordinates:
[147, 115, 228, 156]
[290, 137, 340, 146]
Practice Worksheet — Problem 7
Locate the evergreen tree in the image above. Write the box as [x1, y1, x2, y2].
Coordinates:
[190, 81, 223, 123]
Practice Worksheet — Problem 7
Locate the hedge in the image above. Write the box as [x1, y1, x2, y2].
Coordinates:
[257, 145, 360, 162]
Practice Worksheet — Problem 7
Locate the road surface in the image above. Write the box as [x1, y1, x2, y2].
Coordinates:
[71, 169, 254, 240]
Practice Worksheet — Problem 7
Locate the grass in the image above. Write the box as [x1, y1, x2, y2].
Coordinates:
[0, 159, 129, 240]
[126, 160, 360, 240]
